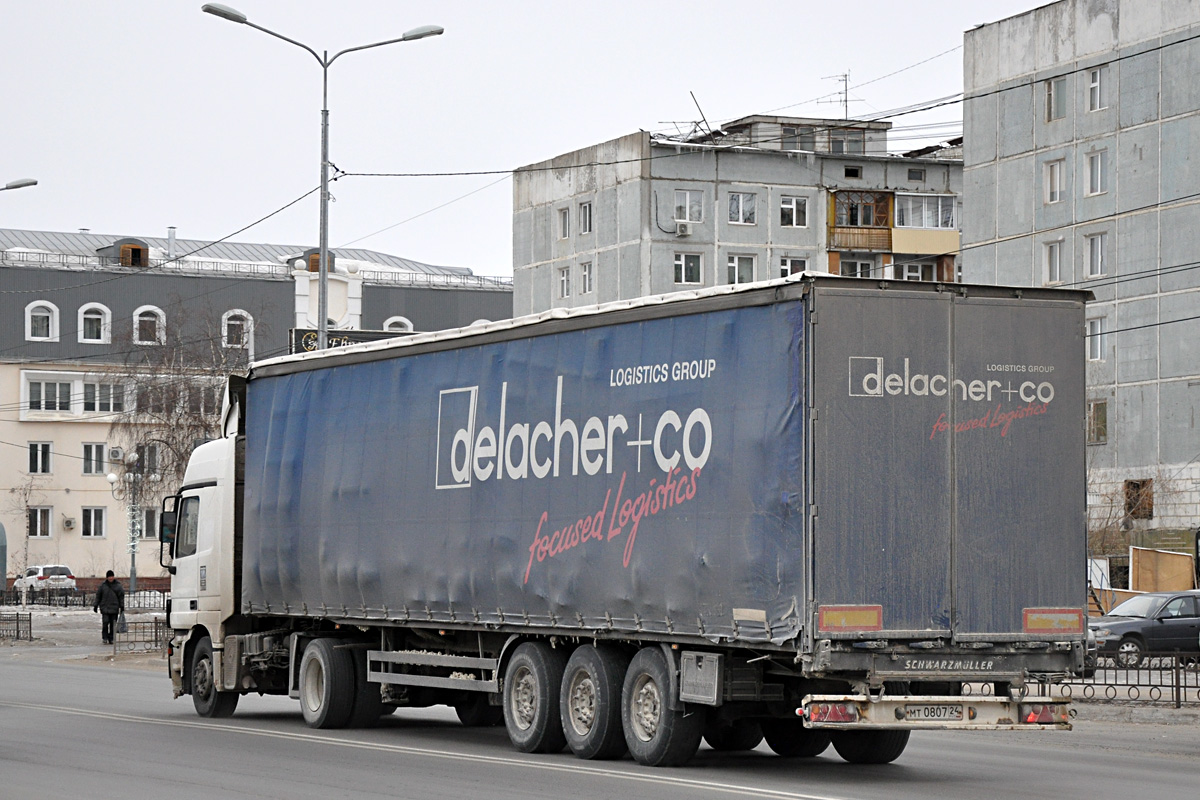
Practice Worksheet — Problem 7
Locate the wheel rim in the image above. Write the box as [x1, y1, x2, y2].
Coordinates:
[194, 656, 214, 700]
[567, 670, 597, 736]
[510, 665, 537, 731]
[1117, 641, 1140, 666]
[630, 673, 661, 742]
[302, 656, 325, 713]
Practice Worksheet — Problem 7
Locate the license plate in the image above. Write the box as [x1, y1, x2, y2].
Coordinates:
[906, 703, 963, 721]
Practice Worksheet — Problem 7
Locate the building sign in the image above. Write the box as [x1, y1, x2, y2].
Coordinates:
[290, 329, 409, 354]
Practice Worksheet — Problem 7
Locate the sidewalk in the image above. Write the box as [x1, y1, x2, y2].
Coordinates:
[0, 607, 166, 671]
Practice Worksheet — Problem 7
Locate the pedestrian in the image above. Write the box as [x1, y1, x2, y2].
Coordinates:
[93, 570, 125, 644]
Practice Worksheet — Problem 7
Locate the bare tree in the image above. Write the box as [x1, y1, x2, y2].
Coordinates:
[6, 473, 47, 578]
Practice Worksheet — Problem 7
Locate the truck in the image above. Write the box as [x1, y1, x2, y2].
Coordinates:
[161, 275, 1090, 767]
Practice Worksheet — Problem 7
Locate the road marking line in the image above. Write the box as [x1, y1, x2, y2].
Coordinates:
[0, 700, 856, 800]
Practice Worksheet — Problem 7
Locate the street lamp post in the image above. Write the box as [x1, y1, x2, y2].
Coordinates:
[201, 4, 443, 350]
[107, 452, 161, 594]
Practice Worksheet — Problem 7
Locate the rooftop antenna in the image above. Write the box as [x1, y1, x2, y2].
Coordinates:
[690, 91, 716, 139]
[819, 72, 853, 119]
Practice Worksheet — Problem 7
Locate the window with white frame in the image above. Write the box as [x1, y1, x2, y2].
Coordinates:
[674, 190, 703, 223]
[558, 266, 571, 298]
[895, 195, 956, 229]
[1086, 150, 1107, 196]
[1086, 233, 1107, 277]
[1044, 160, 1065, 204]
[135, 384, 175, 415]
[78, 303, 111, 344]
[579, 202, 593, 235]
[727, 255, 755, 284]
[222, 309, 253, 350]
[29, 381, 71, 412]
[780, 196, 807, 228]
[83, 382, 123, 413]
[840, 260, 873, 278]
[897, 262, 935, 281]
[674, 253, 701, 284]
[1088, 66, 1106, 112]
[383, 316, 413, 333]
[1045, 240, 1063, 284]
[28, 507, 52, 538]
[1045, 77, 1066, 121]
[82, 443, 107, 475]
[29, 442, 51, 474]
[186, 383, 219, 416]
[780, 257, 806, 278]
[1086, 399, 1108, 444]
[1087, 317, 1106, 361]
[908, 168, 926, 182]
[25, 301, 59, 342]
[143, 507, 158, 539]
[728, 192, 757, 225]
[558, 208, 570, 239]
[580, 262, 593, 294]
[133, 305, 166, 345]
[82, 507, 105, 538]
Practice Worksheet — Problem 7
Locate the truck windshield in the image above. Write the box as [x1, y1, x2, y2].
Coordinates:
[1107, 595, 1163, 618]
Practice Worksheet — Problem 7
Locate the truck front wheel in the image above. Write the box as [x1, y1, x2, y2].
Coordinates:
[831, 730, 910, 764]
[621, 648, 703, 767]
[560, 645, 628, 760]
[299, 638, 356, 729]
[191, 637, 238, 718]
[503, 642, 567, 753]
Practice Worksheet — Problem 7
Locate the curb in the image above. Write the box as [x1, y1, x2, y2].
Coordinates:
[1071, 701, 1200, 725]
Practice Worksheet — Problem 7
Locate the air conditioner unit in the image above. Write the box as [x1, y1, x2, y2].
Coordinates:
[108, 447, 124, 462]
[675, 222, 692, 237]
[63, 517, 75, 530]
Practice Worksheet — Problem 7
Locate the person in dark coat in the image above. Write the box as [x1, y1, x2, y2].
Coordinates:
[93, 570, 125, 644]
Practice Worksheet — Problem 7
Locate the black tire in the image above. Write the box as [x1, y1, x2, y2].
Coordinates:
[1115, 636, 1144, 668]
[560, 645, 629, 760]
[191, 636, 238, 718]
[703, 719, 764, 752]
[455, 693, 504, 727]
[831, 730, 910, 764]
[761, 718, 830, 757]
[621, 647, 704, 767]
[503, 642, 568, 753]
[299, 638, 356, 729]
[346, 647, 383, 729]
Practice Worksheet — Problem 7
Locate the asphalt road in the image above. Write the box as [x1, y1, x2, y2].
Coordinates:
[2, 638, 1197, 800]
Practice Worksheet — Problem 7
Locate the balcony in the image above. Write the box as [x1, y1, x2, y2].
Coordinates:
[829, 226, 891, 252]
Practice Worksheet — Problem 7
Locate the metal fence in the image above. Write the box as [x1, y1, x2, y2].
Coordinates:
[962, 653, 1200, 708]
[125, 590, 169, 612]
[113, 617, 168, 653]
[0, 612, 33, 640]
[0, 588, 167, 610]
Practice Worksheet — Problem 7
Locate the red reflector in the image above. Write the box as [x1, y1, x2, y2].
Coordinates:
[808, 703, 859, 723]
[1020, 704, 1062, 724]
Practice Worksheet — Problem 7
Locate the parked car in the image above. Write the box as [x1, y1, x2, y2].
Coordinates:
[1088, 590, 1200, 667]
[12, 565, 77, 593]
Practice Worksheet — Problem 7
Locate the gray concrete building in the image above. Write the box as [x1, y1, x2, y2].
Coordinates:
[512, 116, 963, 317]
[962, 0, 1200, 562]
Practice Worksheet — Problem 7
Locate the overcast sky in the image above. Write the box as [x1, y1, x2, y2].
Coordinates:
[2, 0, 1039, 276]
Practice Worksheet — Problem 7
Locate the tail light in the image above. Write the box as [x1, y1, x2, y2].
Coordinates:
[1020, 704, 1068, 725]
[37, 575, 47, 580]
[803, 703, 860, 723]
[67, 574, 74, 579]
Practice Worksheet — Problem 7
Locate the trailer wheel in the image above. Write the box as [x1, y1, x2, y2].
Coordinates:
[704, 719, 764, 752]
[761, 718, 830, 757]
[455, 693, 504, 727]
[191, 637, 239, 718]
[831, 730, 910, 764]
[299, 638, 356, 729]
[560, 645, 629, 760]
[503, 642, 568, 753]
[621, 648, 704, 767]
[345, 648, 383, 728]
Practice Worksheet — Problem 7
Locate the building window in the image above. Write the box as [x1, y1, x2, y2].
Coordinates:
[781, 126, 815, 150]
[580, 262, 593, 294]
[383, 316, 413, 333]
[82, 507, 105, 538]
[83, 443, 107, 475]
[1086, 318, 1106, 361]
[674, 190, 703, 223]
[1045, 241, 1062, 284]
[728, 192, 757, 225]
[143, 507, 159, 539]
[727, 255, 755, 284]
[1086, 233, 1107, 277]
[579, 202, 593, 235]
[895, 195, 956, 229]
[780, 196, 807, 228]
[186, 383, 219, 416]
[134, 443, 159, 475]
[835, 192, 888, 227]
[1044, 160, 1064, 204]
[133, 305, 166, 345]
[907, 168, 926, 182]
[780, 257, 806, 278]
[1086, 150, 1108, 196]
[25, 301, 60, 342]
[844, 166, 862, 179]
[897, 262, 935, 281]
[78, 303, 111, 344]
[558, 208, 570, 239]
[29, 381, 71, 412]
[222, 309, 253, 350]
[29, 442, 51, 474]
[1045, 77, 1066, 121]
[1088, 67, 1106, 112]
[1086, 400, 1107, 445]
[674, 253, 702, 284]
[83, 382, 123, 413]
[840, 260, 873, 278]
[28, 507, 52, 538]
[558, 266, 571, 298]
[830, 128, 865, 154]
[1124, 479, 1153, 520]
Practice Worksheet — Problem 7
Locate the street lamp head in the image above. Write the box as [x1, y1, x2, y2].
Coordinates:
[106, 473, 118, 485]
[201, 3, 247, 24]
[401, 25, 444, 41]
[3, 178, 38, 191]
